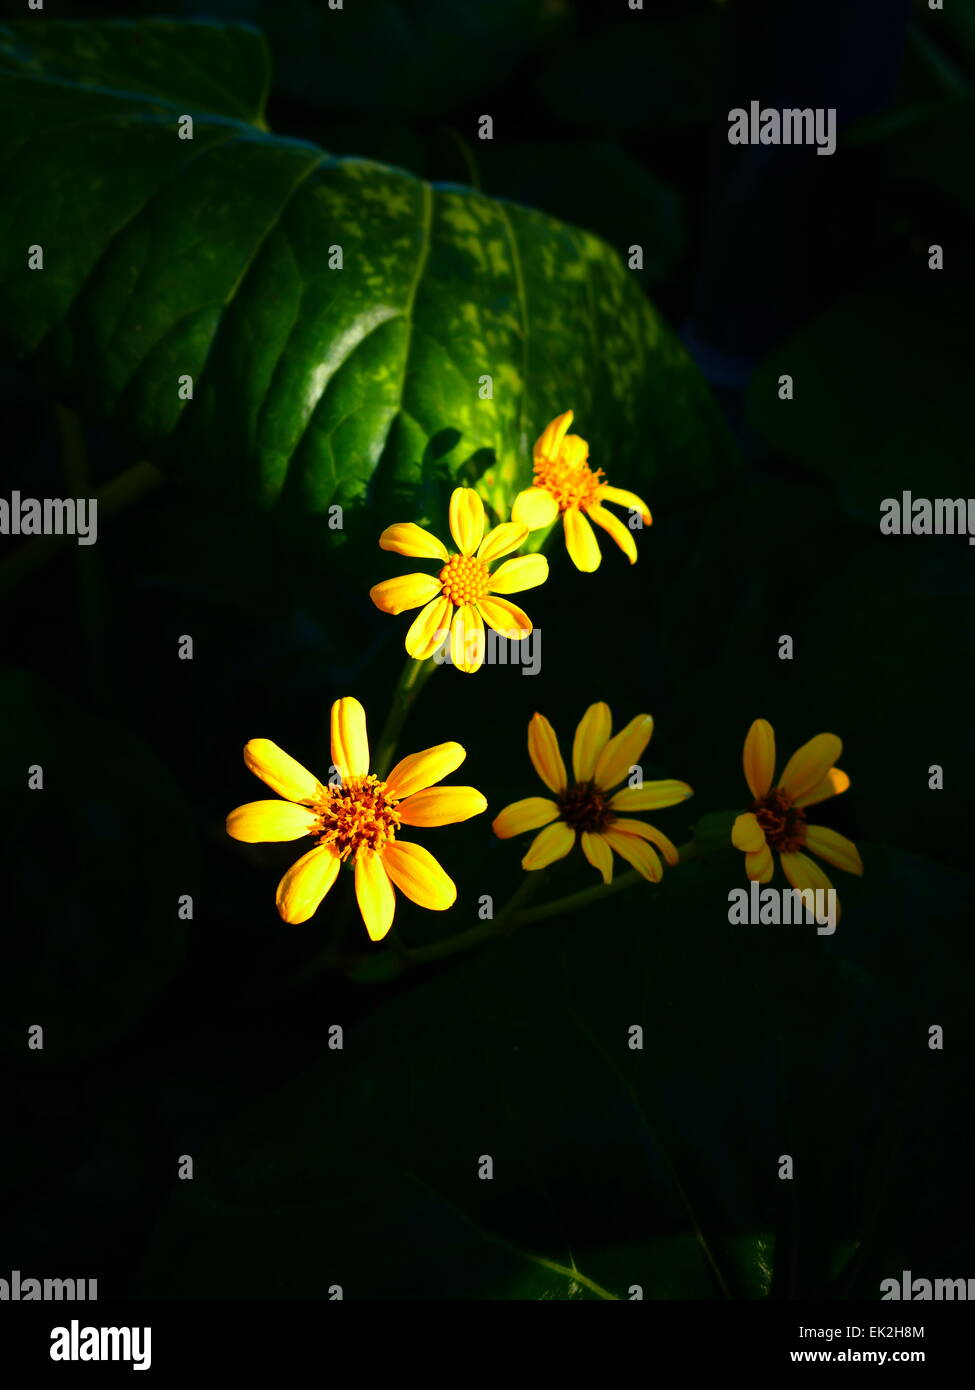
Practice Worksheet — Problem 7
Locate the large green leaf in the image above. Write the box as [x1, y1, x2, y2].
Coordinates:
[0, 18, 732, 561]
[477, 139, 685, 291]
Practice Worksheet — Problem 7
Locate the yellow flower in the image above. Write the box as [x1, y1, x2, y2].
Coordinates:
[731, 718, 863, 917]
[226, 697, 486, 941]
[492, 702, 692, 883]
[511, 410, 652, 572]
[369, 486, 548, 674]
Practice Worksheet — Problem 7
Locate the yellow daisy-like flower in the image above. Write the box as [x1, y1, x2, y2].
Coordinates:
[731, 718, 863, 917]
[369, 486, 549, 674]
[492, 702, 693, 883]
[511, 410, 652, 573]
[226, 697, 487, 941]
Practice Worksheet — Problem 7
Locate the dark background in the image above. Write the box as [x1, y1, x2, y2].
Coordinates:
[2, 0, 974, 1300]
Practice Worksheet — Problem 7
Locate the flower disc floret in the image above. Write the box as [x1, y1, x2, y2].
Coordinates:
[313, 775, 401, 859]
[438, 553, 491, 606]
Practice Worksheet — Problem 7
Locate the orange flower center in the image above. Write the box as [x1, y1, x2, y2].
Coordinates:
[313, 775, 400, 860]
[558, 780, 612, 834]
[750, 787, 807, 852]
[439, 553, 490, 606]
[534, 450, 606, 512]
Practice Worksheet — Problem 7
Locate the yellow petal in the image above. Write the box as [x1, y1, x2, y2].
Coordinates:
[587, 503, 637, 563]
[610, 817, 680, 867]
[449, 603, 485, 673]
[243, 738, 321, 805]
[609, 780, 693, 812]
[563, 507, 601, 572]
[476, 594, 532, 639]
[511, 486, 559, 530]
[603, 829, 662, 883]
[794, 767, 850, 808]
[477, 521, 529, 564]
[381, 840, 456, 911]
[405, 595, 451, 660]
[487, 553, 549, 595]
[572, 701, 612, 782]
[330, 696, 370, 780]
[527, 712, 567, 794]
[804, 825, 864, 876]
[522, 819, 575, 870]
[600, 485, 652, 525]
[581, 830, 613, 884]
[354, 847, 396, 941]
[386, 741, 466, 801]
[732, 811, 765, 853]
[448, 487, 485, 557]
[779, 734, 843, 803]
[743, 719, 776, 800]
[275, 845, 340, 924]
[398, 785, 487, 827]
[779, 851, 838, 920]
[492, 796, 559, 839]
[593, 713, 654, 792]
[226, 800, 318, 843]
[378, 522, 448, 561]
[369, 572, 443, 616]
[561, 434, 589, 468]
[533, 410, 573, 463]
[745, 843, 774, 883]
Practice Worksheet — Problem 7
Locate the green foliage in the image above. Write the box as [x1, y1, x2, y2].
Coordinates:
[477, 139, 685, 291]
[2, 6, 973, 1304]
[0, 18, 732, 575]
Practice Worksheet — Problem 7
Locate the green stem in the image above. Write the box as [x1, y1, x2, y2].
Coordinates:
[441, 126, 482, 193]
[282, 871, 543, 993]
[909, 22, 969, 98]
[271, 829, 704, 997]
[405, 870, 545, 965]
[0, 455, 163, 601]
[508, 840, 697, 929]
[524, 1252, 618, 1301]
[373, 654, 440, 779]
[514, 873, 642, 926]
[351, 836, 700, 978]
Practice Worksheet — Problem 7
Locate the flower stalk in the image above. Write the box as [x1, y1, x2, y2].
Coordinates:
[373, 654, 440, 779]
